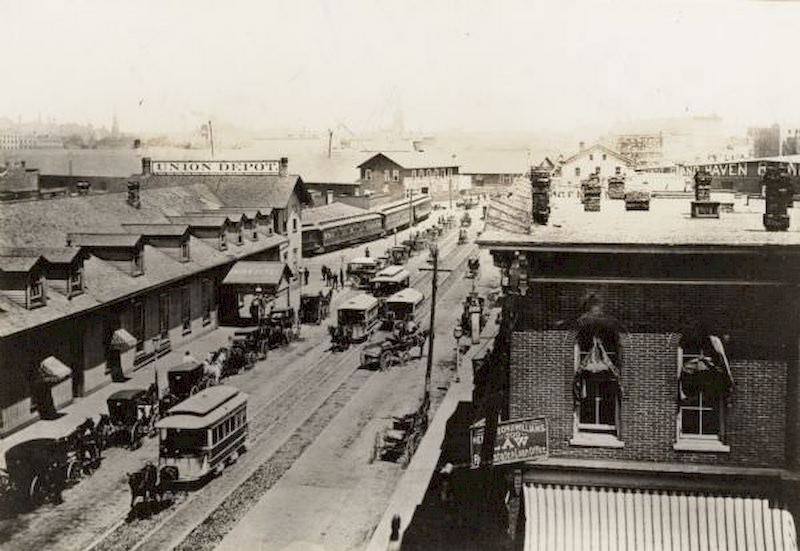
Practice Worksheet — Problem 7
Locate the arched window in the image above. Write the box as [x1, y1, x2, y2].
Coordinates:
[571, 309, 624, 448]
[675, 330, 733, 452]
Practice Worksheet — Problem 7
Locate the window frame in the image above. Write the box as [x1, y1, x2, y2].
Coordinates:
[69, 265, 84, 295]
[392, 169, 400, 182]
[28, 273, 45, 308]
[570, 340, 624, 448]
[133, 300, 145, 352]
[180, 240, 190, 262]
[132, 249, 144, 276]
[201, 278, 212, 325]
[365, 168, 372, 181]
[575, 167, 581, 177]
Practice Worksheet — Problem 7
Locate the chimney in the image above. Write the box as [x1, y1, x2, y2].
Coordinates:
[279, 157, 289, 177]
[127, 181, 141, 209]
[763, 165, 792, 231]
[141, 157, 152, 175]
[690, 168, 720, 218]
[530, 167, 551, 225]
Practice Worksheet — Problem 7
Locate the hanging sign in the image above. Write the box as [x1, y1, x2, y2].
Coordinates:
[151, 160, 281, 175]
[470, 416, 548, 469]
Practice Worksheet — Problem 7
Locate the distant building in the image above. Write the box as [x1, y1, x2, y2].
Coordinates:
[459, 150, 529, 194]
[614, 133, 663, 168]
[556, 142, 633, 188]
[0, 134, 62, 150]
[357, 152, 465, 201]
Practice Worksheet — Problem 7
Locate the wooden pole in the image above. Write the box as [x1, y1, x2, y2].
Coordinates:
[424, 244, 438, 406]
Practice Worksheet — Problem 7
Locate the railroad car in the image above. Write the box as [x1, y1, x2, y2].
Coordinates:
[302, 211, 384, 256]
[156, 385, 248, 482]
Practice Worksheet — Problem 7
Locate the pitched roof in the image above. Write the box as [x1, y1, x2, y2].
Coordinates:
[561, 143, 632, 166]
[357, 152, 460, 170]
[301, 202, 372, 226]
[0, 255, 42, 272]
[0, 246, 83, 264]
[166, 216, 229, 228]
[67, 232, 142, 248]
[121, 224, 190, 237]
[187, 211, 244, 224]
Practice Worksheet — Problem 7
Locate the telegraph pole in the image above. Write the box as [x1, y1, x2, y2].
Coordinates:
[419, 244, 453, 411]
[208, 120, 215, 159]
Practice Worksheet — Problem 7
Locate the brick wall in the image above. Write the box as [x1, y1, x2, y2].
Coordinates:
[509, 328, 788, 468]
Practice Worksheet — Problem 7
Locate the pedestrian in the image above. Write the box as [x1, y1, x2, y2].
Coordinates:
[304, 266, 310, 286]
[321, 265, 328, 284]
[365, 246, 370, 258]
[333, 272, 339, 290]
[387, 515, 402, 551]
[340, 266, 345, 287]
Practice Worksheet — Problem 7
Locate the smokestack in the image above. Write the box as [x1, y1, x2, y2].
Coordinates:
[763, 165, 792, 231]
[530, 167, 551, 225]
[279, 157, 289, 177]
[142, 157, 152, 175]
[691, 168, 720, 218]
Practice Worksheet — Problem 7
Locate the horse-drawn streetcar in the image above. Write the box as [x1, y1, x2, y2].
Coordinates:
[370, 265, 411, 298]
[381, 288, 424, 330]
[300, 291, 332, 324]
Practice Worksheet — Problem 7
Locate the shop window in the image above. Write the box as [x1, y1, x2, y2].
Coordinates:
[181, 285, 191, 334]
[158, 293, 170, 337]
[133, 300, 145, 352]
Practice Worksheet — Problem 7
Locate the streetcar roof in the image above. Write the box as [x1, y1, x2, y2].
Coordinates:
[386, 288, 424, 306]
[348, 257, 377, 266]
[157, 386, 247, 430]
[372, 267, 410, 283]
[339, 293, 379, 311]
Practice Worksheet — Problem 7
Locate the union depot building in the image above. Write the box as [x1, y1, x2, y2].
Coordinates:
[0, 157, 310, 436]
[478, 195, 800, 550]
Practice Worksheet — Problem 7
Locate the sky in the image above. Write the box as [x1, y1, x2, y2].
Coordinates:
[1, 0, 798, 135]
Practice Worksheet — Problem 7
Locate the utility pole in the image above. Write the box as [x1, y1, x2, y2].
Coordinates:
[328, 129, 333, 159]
[419, 244, 453, 411]
[208, 120, 215, 159]
[407, 188, 414, 229]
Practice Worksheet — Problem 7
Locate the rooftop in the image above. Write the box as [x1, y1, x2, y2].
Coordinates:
[302, 202, 375, 226]
[66, 233, 142, 248]
[358, 152, 459, 170]
[166, 216, 229, 228]
[222, 261, 289, 286]
[0, 246, 83, 264]
[478, 196, 800, 252]
[120, 224, 190, 237]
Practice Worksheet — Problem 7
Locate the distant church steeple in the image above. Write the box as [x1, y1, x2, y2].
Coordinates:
[111, 112, 119, 138]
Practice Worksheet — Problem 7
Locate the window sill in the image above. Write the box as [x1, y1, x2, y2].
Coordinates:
[674, 439, 730, 453]
[570, 433, 625, 449]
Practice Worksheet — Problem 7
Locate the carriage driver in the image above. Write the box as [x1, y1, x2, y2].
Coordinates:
[405, 318, 418, 336]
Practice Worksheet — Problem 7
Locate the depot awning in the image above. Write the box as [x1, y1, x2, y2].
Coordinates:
[523, 483, 798, 551]
[109, 328, 137, 351]
[39, 356, 72, 384]
[222, 261, 292, 287]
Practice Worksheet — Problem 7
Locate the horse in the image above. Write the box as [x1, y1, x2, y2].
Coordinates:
[128, 462, 158, 509]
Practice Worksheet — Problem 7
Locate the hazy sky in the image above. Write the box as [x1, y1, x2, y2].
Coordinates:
[2, 0, 798, 134]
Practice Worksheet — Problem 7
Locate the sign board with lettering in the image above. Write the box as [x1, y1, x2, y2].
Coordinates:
[470, 416, 547, 469]
[679, 160, 800, 179]
[151, 160, 281, 175]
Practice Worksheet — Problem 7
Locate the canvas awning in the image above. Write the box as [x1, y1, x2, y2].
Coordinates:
[109, 328, 137, 351]
[524, 483, 798, 551]
[39, 356, 72, 384]
[222, 261, 291, 287]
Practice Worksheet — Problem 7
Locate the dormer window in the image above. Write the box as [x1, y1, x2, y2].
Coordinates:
[132, 250, 144, 276]
[219, 232, 228, 251]
[180, 240, 190, 262]
[237, 229, 244, 245]
[28, 274, 46, 308]
[69, 265, 84, 296]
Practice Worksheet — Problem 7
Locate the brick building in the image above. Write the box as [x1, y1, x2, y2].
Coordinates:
[478, 199, 800, 549]
[357, 152, 462, 200]
[0, 175, 294, 436]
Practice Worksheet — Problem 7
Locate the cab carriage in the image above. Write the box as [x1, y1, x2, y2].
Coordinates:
[336, 294, 381, 343]
[103, 387, 158, 449]
[2, 438, 70, 507]
[370, 265, 411, 298]
[164, 361, 215, 408]
[157, 385, 248, 483]
[381, 287, 424, 330]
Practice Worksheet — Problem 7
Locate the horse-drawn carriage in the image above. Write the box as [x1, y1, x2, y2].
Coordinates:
[2, 438, 72, 506]
[458, 228, 469, 244]
[162, 361, 215, 409]
[102, 387, 159, 449]
[461, 212, 472, 228]
[300, 291, 332, 324]
[371, 397, 429, 465]
[360, 324, 428, 370]
[264, 307, 297, 347]
[461, 292, 488, 344]
[466, 255, 480, 279]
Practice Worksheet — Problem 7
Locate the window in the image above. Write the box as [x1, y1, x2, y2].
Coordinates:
[219, 232, 227, 251]
[28, 274, 45, 308]
[595, 166, 601, 175]
[392, 169, 400, 182]
[201, 279, 212, 325]
[133, 300, 145, 352]
[180, 240, 190, 262]
[602, 153, 607, 161]
[433, 169, 439, 178]
[589, 154, 594, 161]
[181, 285, 191, 333]
[615, 166, 622, 176]
[575, 167, 581, 177]
[383, 169, 390, 181]
[292, 218, 298, 233]
[132, 249, 144, 276]
[237, 229, 243, 245]
[69, 265, 83, 295]
[679, 389, 721, 438]
[578, 377, 617, 431]
[411, 170, 417, 178]
[158, 293, 170, 337]
[365, 168, 372, 181]
[426, 169, 433, 177]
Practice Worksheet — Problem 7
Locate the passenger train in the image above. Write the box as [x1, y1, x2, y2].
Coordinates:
[302, 195, 432, 256]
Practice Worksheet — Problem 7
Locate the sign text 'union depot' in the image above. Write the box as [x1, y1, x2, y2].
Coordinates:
[152, 160, 281, 176]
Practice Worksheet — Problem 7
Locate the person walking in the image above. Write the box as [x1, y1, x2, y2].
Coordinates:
[321, 265, 328, 284]
[303, 266, 310, 286]
[365, 246, 370, 258]
[332, 272, 339, 290]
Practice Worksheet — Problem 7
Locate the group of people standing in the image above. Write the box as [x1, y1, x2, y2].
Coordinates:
[320, 265, 344, 289]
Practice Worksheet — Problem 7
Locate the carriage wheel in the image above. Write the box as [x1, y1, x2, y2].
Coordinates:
[66, 459, 81, 482]
[28, 475, 45, 506]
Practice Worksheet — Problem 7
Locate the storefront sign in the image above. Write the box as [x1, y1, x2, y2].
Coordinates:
[679, 161, 799, 179]
[151, 160, 281, 175]
[470, 416, 547, 469]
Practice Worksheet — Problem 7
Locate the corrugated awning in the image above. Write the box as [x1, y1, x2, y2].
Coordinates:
[524, 483, 798, 551]
[39, 356, 72, 384]
[109, 328, 137, 351]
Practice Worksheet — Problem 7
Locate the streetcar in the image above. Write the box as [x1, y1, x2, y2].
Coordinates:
[370, 265, 411, 298]
[156, 385, 248, 482]
[381, 288, 424, 330]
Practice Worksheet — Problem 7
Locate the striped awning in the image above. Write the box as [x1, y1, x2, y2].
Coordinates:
[524, 483, 798, 551]
[39, 356, 72, 384]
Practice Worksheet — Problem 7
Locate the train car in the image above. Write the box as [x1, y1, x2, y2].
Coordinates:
[156, 385, 248, 482]
[412, 194, 433, 223]
[376, 195, 431, 234]
[302, 204, 384, 256]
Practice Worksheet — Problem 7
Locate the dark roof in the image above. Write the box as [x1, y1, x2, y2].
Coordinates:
[107, 388, 148, 401]
[358, 152, 459, 170]
[187, 211, 244, 224]
[478, 197, 800, 250]
[0, 255, 42, 272]
[121, 224, 190, 237]
[301, 202, 372, 225]
[0, 246, 83, 264]
[166, 216, 229, 228]
[141, 173, 312, 208]
[66, 233, 142, 248]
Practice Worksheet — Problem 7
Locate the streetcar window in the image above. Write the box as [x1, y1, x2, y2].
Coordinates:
[162, 429, 207, 456]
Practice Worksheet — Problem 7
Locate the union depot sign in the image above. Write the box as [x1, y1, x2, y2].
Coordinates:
[151, 160, 281, 175]
[470, 416, 548, 469]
